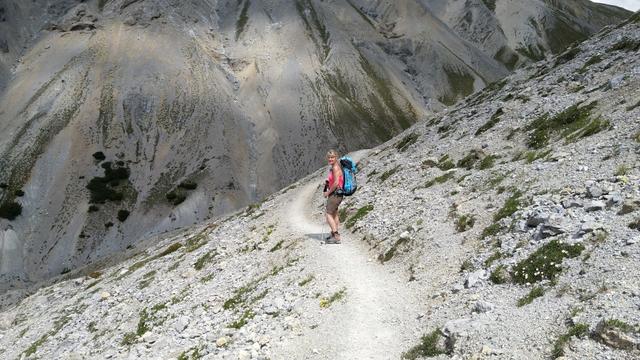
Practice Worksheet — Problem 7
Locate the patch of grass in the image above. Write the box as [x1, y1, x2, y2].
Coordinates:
[121, 332, 137, 346]
[477, 154, 495, 169]
[437, 155, 455, 171]
[460, 259, 474, 272]
[228, 310, 255, 329]
[609, 37, 640, 52]
[526, 102, 606, 149]
[299, 274, 315, 286]
[235, 0, 251, 40]
[455, 214, 475, 232]
[578, 54, 603, 74]
[552, 323, 589, 358]
[489, 265, 509, 284]
[493, 191, 522, 222]
[626, 100, 640, 112]
[23, 314, 71, 356]
[481, 223, 501, 239]
[345, 205, 374, 229]
[396, 133, 419, 152]
[184, 232, 209, 252]
[484, 251, 502, 267]
[0, 201, 22, 220]
[402, 329, 447, 359]
[126, 242, 183, 275]
[476, 108, 504, 135]
[424, 171, 455, 188]
[554, 47, 580, 66]
[457, 151, 480, 170]
[320, 288, 347, 308]
[380, 166, 401, 182]
[615, 164, 630, 176]
[512, 240, 585, 284]
[517, 286, 545, 306]
[603, 319, 635, 333]
[269, 240, 284, 252]
[194, 250, 216, 270]
[338, 208, 348, 223]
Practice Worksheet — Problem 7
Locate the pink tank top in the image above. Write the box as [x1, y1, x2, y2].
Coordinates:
[328, 167, 344, 189]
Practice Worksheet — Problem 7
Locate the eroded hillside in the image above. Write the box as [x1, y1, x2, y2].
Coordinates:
[0, 10, 638, 360]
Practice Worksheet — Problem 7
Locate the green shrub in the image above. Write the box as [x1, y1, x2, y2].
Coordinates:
[117, 210, 130, 222]
[512, 240, 584, 284]
[457, 152, 479, 170]
[92, 151, 106, 161]
[484, 251, 502, 267]
[402, 329, 447, 359]
[615, 164, 630, 176]
[517, 286, 545, 306]
[0, 201, 22, 220]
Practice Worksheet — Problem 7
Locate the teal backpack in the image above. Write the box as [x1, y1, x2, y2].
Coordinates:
[338, 156, 357, 196]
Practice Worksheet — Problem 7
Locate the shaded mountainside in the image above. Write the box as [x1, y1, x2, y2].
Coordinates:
[0, 8, 639, 360]
[0, 0, 630, 290]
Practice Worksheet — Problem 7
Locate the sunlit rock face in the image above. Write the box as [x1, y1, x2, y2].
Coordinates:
[0, 0, 629, 290]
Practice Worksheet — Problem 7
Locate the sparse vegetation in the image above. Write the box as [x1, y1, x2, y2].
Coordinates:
[396, 133, 419, 152]
[481, 223, 502, 239]
[194, 250, 216, 270]
[517, 286, 545, 306]
[493, 191, 522, 222]
[578, 54, 602, 73]
[235, 0, 251, 40]
[424, 171, 455, 188]
[512, 240, 585, 284]
[475, 108, 503, 135]
[92, 151, 106, 161]
[552, 323, 589, 358]
[609, 37, 640, 52]
[320, 288, 347, 308]
[484, 251, 502, 267]
[380, 166, 401, 182]
[437, 155, 455, 171]
[299, 274, 315, 286]
[402, 329, 447, 359]
[489, 265, 509, 284]
[455, 214, 475, 232]
[479, 155, 496, 170]
[614, 164, 629, 176]
[228, 310, 255, 329]
[345, 204, 374, 229]
[525, 102, 607, 149]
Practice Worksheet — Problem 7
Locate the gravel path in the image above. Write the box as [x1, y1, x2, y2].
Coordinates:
[271, 175, 423, 359]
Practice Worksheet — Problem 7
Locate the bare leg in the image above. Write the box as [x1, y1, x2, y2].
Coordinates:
[325, 212, 338, 234]
[332, 212, 341, 241]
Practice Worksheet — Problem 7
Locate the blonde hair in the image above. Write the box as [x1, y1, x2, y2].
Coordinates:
[326, 149, 339, 159]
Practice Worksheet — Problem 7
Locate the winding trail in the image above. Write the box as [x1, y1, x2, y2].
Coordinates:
[272, 158, 423, 359]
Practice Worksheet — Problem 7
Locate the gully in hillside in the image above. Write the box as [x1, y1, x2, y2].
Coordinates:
[323, 150, 344, 244]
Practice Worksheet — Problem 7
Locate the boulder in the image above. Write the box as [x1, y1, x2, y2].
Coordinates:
[585, 201, 606, 212]
[465, 270, 487, 288]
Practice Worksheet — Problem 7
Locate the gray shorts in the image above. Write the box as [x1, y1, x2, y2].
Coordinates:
[326, 193, 343, 214]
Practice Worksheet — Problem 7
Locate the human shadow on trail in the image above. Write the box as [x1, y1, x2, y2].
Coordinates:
[305, 233, 328, 242]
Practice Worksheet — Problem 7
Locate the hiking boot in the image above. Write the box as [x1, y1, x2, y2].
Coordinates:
[324, 237, 341, 244]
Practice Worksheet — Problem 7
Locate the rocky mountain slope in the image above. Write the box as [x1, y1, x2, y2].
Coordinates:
[0, 1, 630, 297]
[1, 10, 638, 360]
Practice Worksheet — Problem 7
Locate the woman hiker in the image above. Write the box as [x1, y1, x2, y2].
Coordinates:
[323, 149, 344, 244]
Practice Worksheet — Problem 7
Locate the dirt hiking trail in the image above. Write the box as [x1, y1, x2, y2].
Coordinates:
[271, 158, 424, 359]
